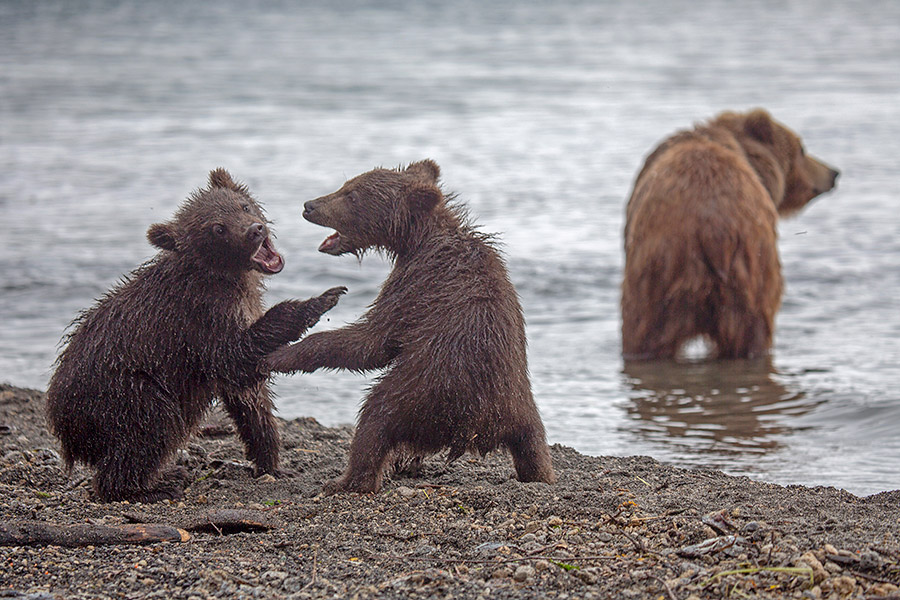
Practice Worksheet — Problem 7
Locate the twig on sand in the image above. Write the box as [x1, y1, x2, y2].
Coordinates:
[652, 575, 680, 600]
[302, 547, 319, 590]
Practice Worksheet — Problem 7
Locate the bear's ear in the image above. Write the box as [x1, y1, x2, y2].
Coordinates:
[405, 183, 442, 214]
[208, 168, 234, 189]
[208, 168, 251, 195]
[744, 109, 774, 144]
[147, 222, 178, 251]
[405, 159, 441, 184]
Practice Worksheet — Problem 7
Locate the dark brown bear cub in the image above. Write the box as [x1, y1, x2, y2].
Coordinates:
[47, 169, 345, 502]
[267, 160, 556, 493]
[622, 109, 839, 360]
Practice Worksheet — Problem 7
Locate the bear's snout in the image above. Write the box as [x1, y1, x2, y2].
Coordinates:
[246, 222, 266, 244]
[303, 199, 321, 221]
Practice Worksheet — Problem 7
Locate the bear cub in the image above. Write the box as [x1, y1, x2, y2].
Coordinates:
[622, 109, 839, 360]
[267, 160, 557, 493]
[47, 169, 345, 502]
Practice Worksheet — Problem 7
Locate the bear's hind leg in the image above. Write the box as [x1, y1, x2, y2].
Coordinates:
[711, 304, 773, 359]
[325, 382, 400, 494]
[505, 420, 557, 484]
[92, 445, 180, 503]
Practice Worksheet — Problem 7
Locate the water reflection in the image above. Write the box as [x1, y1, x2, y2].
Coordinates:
[622, 359, 822, 461]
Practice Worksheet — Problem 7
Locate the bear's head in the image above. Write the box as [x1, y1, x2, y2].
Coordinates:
[146, 168, 284, 274]
[302, 159, 444, 257]
[715, 109, 839, 216]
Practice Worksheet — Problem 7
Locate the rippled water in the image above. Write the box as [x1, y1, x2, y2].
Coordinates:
[2, 0, 899, 495]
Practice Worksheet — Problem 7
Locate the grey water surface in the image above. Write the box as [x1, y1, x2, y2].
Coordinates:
[2, 0, 898, 495]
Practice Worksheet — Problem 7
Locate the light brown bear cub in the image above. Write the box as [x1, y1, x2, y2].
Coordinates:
[47, 169, 345, 502]
[267, 160, 556, 493]
[622, 109, 839, 360]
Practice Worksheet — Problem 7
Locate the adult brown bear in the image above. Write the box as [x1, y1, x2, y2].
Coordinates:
[622, 109, 839, 360]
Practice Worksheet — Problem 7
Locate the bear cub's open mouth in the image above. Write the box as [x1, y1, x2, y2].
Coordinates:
[318, 231, 342, 255]
[252, 236, 284, 273]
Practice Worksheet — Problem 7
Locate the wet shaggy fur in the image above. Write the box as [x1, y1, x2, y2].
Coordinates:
[622, 109, 839, 360]
[267, 160, 556, 493]
[46, 169, 345, 502]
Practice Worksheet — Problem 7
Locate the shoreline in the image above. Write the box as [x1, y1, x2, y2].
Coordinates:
[2, 383, 898, 599]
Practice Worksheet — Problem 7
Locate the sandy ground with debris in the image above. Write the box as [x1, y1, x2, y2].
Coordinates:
[1, 383, 898, 599]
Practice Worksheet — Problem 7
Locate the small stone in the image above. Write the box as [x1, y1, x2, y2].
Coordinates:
[262, 570, 287, 583]
[396, 486, 417, 499]
[831, 576, 856, 595]
[257, 474, 277, 483]
[823, 543, 839, 555]
[870, 583, 899, 596]
[798, 551, 828, 584]
[576, 569, 598, 584]
[859, 550, 882, 570]
[524, 521, 542, 534]
[492, 567, 512, 579]
[534, 559, 551, 572]
[547, 516, 563, 527]
[520, 533, 537, 543]
[513, 565, 535, 582]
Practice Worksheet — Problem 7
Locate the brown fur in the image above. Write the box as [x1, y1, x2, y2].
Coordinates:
[622, 109, 839, 360]
[267, 160, 556, 493]
[46, 169, 345, 502]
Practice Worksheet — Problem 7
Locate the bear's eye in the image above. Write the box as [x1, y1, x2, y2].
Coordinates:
[242, 204, 251, 213]
[213, 224, 226, 236]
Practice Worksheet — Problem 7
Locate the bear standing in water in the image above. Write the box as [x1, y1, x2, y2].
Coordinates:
[267, 160, 556, 493]
[47, 169, 345, 502]
[622, 109, 839, 360]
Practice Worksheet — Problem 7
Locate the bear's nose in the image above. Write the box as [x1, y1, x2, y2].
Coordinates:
[303, 200, 317, 218]
[830, 168, 840, 185]
[247, 222, 266, 243]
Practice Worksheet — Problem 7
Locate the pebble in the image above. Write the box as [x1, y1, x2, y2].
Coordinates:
[396, 486, 417, 498]
[831, 576, 857, 596]
[524, 521, 542, 534]
[513, 565, 535, 582]
[534, 560, 551, 572]
[492, 567, 512, 579]
[262, 570, 287, 583]
[798, 551, 828, 584]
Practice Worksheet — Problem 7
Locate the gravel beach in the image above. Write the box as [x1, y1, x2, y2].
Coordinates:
[1, 383, 898, 599]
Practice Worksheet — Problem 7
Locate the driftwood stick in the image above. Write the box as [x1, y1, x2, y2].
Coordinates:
[0, 520, 190, 547]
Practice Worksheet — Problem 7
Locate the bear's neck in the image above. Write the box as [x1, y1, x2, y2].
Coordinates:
[389, 206, 464, 260]
[738, 138, 786, 207]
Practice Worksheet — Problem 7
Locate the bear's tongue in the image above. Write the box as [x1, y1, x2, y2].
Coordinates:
[319, 232, 341, 254]
[252, 237, 285, 274]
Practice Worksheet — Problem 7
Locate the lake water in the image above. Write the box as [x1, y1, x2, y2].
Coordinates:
[2, 0, 898, 496]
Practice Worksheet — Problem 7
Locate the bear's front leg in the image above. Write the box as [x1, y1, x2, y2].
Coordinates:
[248, 286, 347, 353]
[266, 320, 396, 374]
[220, 381, 282, 477]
